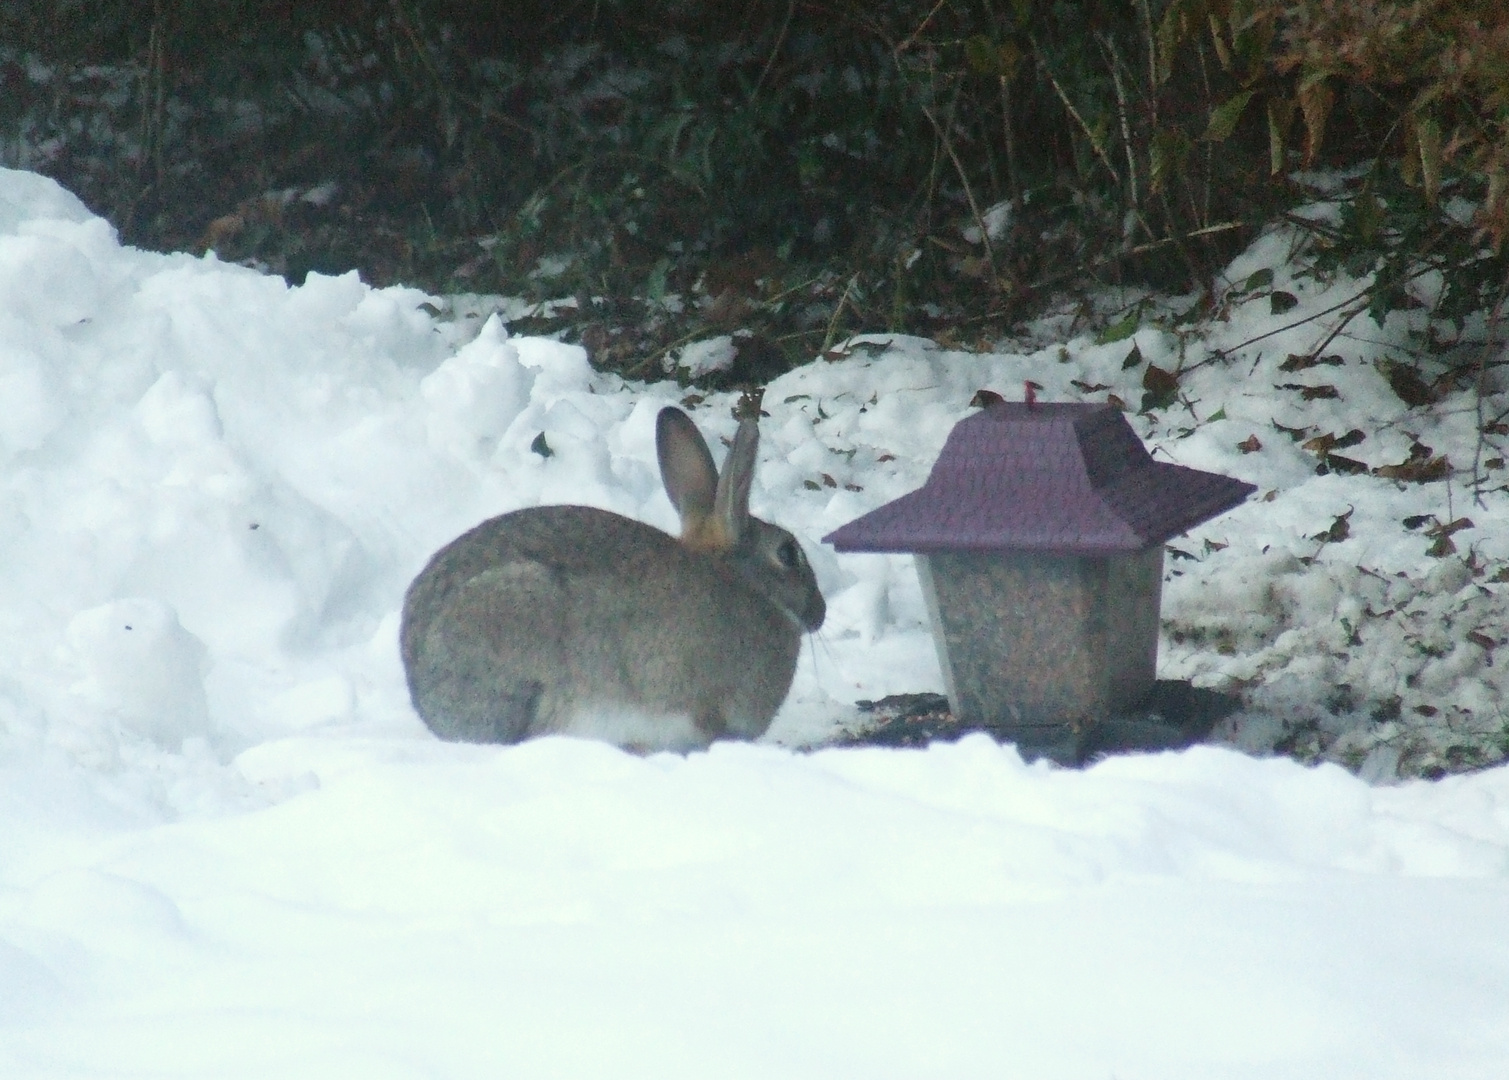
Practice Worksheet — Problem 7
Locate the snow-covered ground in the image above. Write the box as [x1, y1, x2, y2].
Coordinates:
[1, 167, 1507, 1077]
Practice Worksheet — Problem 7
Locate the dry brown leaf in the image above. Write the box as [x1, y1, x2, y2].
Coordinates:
[1310, 508, 1354, 544]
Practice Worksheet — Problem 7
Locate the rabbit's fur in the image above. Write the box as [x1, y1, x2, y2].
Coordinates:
[400, 406, 825, 751]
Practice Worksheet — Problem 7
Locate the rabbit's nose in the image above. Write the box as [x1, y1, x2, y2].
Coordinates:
[803, 592, 827, 632]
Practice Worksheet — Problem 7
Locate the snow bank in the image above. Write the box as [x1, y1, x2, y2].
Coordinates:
[5, 735, 1509, 1079]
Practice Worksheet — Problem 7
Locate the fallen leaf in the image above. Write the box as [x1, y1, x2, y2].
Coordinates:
[1309, 431, 1370, 467]
[1279, 352, 1346, 371]
[1272, 420, 1311, 441]
[1375, 445, 1450, 482]
[970, 389, 1006, 408]
[1237, 434, 1263, 453]
[1141, 364, 1180, 411]
[1310, 508, 1354, 543]
[1426, 517, 1474, 537]
[1277, 382, 1340, 400]
[1467, 630, 1497, 651]
[1424, 516, 1472, 557]
[1070, 379, 1111, 393]
[1242, 268, 1275, 291]
[1378, 359, 1438, 407]
[1121, 343, 1144, 369]
[1270, 290, 1299, 314]
[1098, 313, 1139, 344]
[1319, 454, 1369, 475]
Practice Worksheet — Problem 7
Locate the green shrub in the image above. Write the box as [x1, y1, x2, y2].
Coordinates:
[2, 0, 1504, 382]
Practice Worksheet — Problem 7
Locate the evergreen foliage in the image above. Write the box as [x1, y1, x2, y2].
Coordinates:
[2, 0, 1506, 382]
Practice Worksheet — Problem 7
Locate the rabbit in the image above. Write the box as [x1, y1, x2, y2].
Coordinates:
[400, 405, 826, 752]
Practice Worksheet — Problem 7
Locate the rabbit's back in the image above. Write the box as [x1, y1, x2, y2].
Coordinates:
[400, 504, 801, 748]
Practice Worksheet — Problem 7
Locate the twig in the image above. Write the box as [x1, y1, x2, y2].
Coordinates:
[1211, 286, 1374, 359]
[389, 0, 534, 140]
[1035, 45, 1121, 189]
[998, 75, 1021, 208]
[1096, 32, 1139, 213]
[822, 274, 860, 354]
[1027, 220, 1246, 293]
[893, 0, 949, 57]
[141, 0, 168, 186]
[1138, 0, 1160, 124]
[752, 0, 795, 100]
[1211, 256, 1455, 370]
[1259, 295, 1372, 375]
[629, 322, 715, 380]
[920, 97, 1002, 288]
[1471, 268, 1509, 507]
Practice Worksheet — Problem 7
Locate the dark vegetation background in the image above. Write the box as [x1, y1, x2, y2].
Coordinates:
[3, 0, 1508, 385]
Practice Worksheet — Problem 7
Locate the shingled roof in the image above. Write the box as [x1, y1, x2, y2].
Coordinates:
[823, 401, 1255, 556]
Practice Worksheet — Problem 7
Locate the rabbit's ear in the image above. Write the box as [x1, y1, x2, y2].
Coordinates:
[713, 417, 758, 545]
[657, 407, 722, 548]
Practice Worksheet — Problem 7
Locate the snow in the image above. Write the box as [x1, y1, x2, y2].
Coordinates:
[671, 333, 738, 377]
[0, 167, 1507, 1076]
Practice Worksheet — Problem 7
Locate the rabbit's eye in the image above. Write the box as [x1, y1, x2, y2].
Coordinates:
[776, 538, 802, 570]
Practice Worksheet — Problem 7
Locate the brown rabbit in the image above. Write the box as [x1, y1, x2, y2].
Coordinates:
[400, 406, 825, 751]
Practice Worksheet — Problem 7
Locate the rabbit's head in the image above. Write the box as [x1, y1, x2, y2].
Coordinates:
[656, 406, 826, 633]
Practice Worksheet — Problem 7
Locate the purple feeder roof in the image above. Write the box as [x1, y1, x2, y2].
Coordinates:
[823, 401, 1256, 556]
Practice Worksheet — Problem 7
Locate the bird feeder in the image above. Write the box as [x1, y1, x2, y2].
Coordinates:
[824, 400, 1254, 762]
